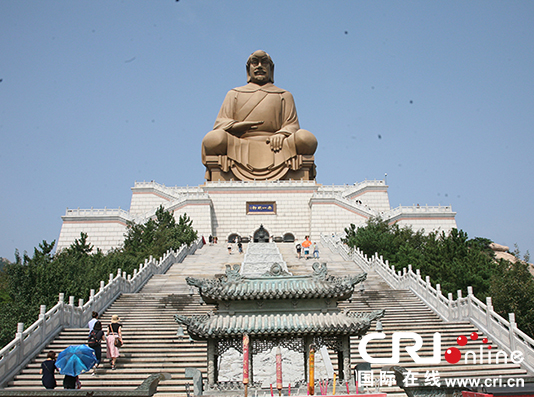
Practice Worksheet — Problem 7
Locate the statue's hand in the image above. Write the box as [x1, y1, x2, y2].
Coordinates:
[269, 133, 285, 152]
[229, 121, 264, 135]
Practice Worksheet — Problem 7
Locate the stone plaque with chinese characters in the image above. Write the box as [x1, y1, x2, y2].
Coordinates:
[247, 202, 276, 214]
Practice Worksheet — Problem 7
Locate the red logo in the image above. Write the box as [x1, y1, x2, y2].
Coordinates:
[444, 332, 492, 364]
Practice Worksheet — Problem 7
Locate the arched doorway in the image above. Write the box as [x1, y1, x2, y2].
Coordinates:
[227, 233, 240, 243]
[253, 225, 270, 243]
[283, 233, 295, 243]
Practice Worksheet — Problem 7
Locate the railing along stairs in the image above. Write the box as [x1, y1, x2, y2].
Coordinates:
[0, 238, 204, 387]
[320, 233, 534, 375]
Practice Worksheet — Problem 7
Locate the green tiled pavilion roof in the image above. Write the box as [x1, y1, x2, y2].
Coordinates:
[186, 262, 366, 302]
[175, 310, 384, 340]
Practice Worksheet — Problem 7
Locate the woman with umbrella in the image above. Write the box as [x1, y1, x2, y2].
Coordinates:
[55, 345, 97, 388]
[63, 374, 79, 389]
[40, 351, 57, 389]
[106, 314, 123, 370]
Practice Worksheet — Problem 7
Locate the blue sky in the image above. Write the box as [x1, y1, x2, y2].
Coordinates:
[1, 1, 533, 261]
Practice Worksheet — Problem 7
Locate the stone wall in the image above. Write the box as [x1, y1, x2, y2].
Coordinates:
[310, 200, 369, 241]
[205, 180, 317, 242]
[57, 209, 130, 252]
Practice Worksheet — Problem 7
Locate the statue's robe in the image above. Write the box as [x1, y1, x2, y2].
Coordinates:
[204, 82, 304, 176]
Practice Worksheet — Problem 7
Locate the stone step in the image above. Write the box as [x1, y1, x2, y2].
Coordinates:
[5, 242, 528, 397]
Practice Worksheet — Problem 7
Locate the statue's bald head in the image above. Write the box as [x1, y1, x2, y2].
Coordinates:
[246, 50, 274, 84]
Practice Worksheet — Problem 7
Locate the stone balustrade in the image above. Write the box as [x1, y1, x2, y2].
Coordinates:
[134, 178, 386, 193]
[386, 204, 454, 215]
[321, 233, 534, 375]
[0, 238, 203, 388]
[64, 193, 211, 226]
[205, 179, 318, 188]
[130, 193, 211, 224]
[133, 180, 205, 196]
[64, 207, 131, 218]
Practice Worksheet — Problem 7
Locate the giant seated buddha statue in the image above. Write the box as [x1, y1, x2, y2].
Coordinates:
[201, 50, 317, 181]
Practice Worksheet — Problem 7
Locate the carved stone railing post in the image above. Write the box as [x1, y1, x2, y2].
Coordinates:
[16, 323, 24, 365]
[467, 286, 474, 318]
[509, 313, 517, 352]
[68, 296, 75, 326]
[446, 293, 452, 320]
[486, 297, 493, 331]
[58, 293, 65, 324]
[40, 305, 46, 342]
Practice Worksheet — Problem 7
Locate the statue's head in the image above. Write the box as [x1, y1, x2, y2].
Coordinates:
[246, 50, 274, 85]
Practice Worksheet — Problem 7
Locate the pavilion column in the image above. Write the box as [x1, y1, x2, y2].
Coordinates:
[247, 336, 254, 385]
[342, 336, 351, 382]
[249, 345, 254, 384]
[207, 339, 216, 386]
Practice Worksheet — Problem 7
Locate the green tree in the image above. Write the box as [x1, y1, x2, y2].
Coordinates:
[123, 206, 197, 262]
[490, 260, 534, 336]
[342, 217, 534, 337]
[0, 208, 198, 348]
[343, 218, 495, 299]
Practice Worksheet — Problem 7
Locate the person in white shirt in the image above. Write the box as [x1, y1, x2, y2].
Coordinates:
[87, 311, 99, 332]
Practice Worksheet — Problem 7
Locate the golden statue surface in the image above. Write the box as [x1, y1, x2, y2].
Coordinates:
[202, 50, 317, 181]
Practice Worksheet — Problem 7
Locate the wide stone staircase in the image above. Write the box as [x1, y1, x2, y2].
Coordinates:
[3, 241, 530, 395]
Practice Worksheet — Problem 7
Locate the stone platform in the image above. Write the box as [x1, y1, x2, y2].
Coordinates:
[57, 179, 457, 253]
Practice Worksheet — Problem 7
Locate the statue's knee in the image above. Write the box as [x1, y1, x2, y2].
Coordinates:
[202, 129, 228, 155]
[295, 129, 317, 155]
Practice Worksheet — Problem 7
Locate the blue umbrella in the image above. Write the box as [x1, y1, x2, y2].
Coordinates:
[55, 345, 97, 377]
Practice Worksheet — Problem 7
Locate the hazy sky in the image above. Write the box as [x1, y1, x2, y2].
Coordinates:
[1, 1, 533, 261]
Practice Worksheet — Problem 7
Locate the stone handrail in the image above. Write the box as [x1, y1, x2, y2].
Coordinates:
[310, 193, 377, 216]
[63, 208, 132, 219]
[320, 233, 534, 375]
[64, 193, 211, 226]
[385, 204, 455, 216]
[130, 194, 211, 224]
[310, 197, 453, 221]
[133, 181, 206, 201]
[205, 179, 318, 187]
[317, 179, 386, 195]
[134, 180, 203, 191]
[0, 238, 203, 388]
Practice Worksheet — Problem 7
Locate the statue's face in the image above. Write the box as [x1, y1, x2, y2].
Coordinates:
[248, 53, 273, 85]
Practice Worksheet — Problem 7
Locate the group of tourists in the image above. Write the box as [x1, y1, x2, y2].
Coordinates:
[40, 311, 123, 389]
[227, 240, 243, 254]
[296, 237, 319, 259]
[88, 312, 123, 372]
